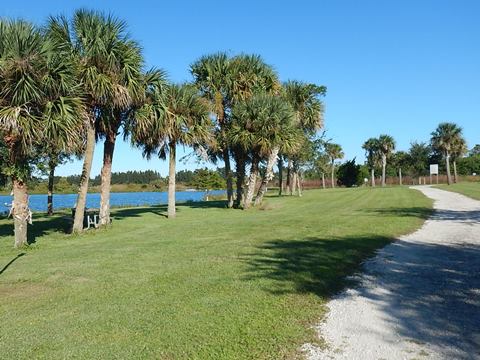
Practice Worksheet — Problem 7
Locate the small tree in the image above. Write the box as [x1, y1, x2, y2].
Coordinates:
[190, 168, 226, 200]
[337, 159, 364, 187]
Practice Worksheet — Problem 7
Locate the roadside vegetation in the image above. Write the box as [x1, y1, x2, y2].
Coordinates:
[0, 187, 432, 359]
[435, 182, 480, 200]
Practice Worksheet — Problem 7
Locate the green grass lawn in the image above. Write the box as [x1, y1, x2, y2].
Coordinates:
[435, 181, 480, 200]
[0, 187, 432, 359]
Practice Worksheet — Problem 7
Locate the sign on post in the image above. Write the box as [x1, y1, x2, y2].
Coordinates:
[430, 164, 439, 184]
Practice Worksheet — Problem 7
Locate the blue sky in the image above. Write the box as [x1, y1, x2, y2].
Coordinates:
[2, 0, 479, 176]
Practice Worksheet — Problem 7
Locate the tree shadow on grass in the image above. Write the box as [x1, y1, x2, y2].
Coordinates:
[111, 200, 230, 221]
[242, 235, 391, 299]
[244, 235, 480, 358]
[0, 252, 26, 275]
[366, 207, 480, 225]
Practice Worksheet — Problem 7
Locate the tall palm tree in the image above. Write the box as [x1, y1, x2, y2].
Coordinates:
[431, 122, 462, 185]
[97, 68, 166, 227]
[190, 53, 235, 208]
[324, 143, 344, 188]
[283, 80, 326, 195]
[362, 137, 380, 187]
[0, 20, 84, 247]
[228, 54, 280, 207]
[132, 83, 212, 218]
[230, 94, 297, 209]
[450, 134, 467, 183]
[48, 10, 139, 232]
[377, 134, 396, 187]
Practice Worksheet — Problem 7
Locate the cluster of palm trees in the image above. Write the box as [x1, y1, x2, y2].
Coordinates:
[0, 10, 326, 248]
[362, 122, 466, 187]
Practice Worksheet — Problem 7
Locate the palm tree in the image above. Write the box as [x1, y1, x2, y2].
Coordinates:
[324, 143, 344, 188]
[362, 138, 380, 187]
[48, 10, 139, 232]
[431, 122, 462, 185]
[228, 54, 280, 207]
[0, 20, 84, 247]
[230, 94, 297, 208]
[377, 135, 396, 187]
[190, 53, 235, 208]
[450, 134, 467, 183]
[283, 80, 326, 195]
[132, 83, 212, 218]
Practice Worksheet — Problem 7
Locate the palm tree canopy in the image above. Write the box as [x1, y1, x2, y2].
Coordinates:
[284, 80, 326, 133]
[324, 142, 344, 162]
[48, 9, 143, 111]
[228, 54, 280, 104]
[377, 134, 396, 156]
[451, 134, 467, 159]
[431, 122, 463, 155]
[229, 94, 298, 157]
[132, 83, 212, 159]
[0, 19, 84, 172]
[362, 137, 380, 167]
[190, 52, 230, 118]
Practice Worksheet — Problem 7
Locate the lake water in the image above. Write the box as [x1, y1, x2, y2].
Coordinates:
[0, 190, 225, 213]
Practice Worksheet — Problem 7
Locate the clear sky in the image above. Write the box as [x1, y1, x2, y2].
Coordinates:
[2, 0, 479, 176]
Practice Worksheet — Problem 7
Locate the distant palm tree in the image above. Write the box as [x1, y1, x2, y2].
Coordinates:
[324, 143, 344, 188]
[132, 83, 212, 218]
[450, 134, 467, 183]
[0, 20, 84, 247]
[431, 122, 462, 185]
[377, 135, 396, 187]
[362, 138, 380, 187]
[230, 94, 297, 208]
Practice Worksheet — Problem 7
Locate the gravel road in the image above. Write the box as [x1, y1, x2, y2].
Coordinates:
[303, 186, 480, 360]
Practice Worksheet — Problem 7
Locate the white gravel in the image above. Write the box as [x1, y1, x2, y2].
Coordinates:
[303, 186, 480, 360]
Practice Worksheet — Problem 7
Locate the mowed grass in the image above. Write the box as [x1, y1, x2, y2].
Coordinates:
[435, 181, 480, 200]
[0, 187, 432, 359]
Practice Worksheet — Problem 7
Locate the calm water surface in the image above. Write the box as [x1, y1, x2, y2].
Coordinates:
[0, 190, 225, 213]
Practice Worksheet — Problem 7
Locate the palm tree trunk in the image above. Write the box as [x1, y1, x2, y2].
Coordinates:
[331, 161, 335, 188]
[244, 154, 260, 209]
[12, 178, 29, 248]
[399, 168, 402, 186]
[234, 149, 246, 208]
[287, 160, 293, 195]
[73, 120, 96, 233]
[47, 162, 55, 216]
[292, 171, 298, 195]
[99, 131, 116, 226]
[297, 172, 303, 197]
[223, 148, 234, 208]
[168, 142, 176, 218]
[322, 172, 326, 189]
[278, 157, 283, 196]
[255, 146, 279, 206]
[371, 168, 375, 187]
[453, 160, 458, 183]
[381, 154, 387, 187]
[446, 151, 452, 185]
